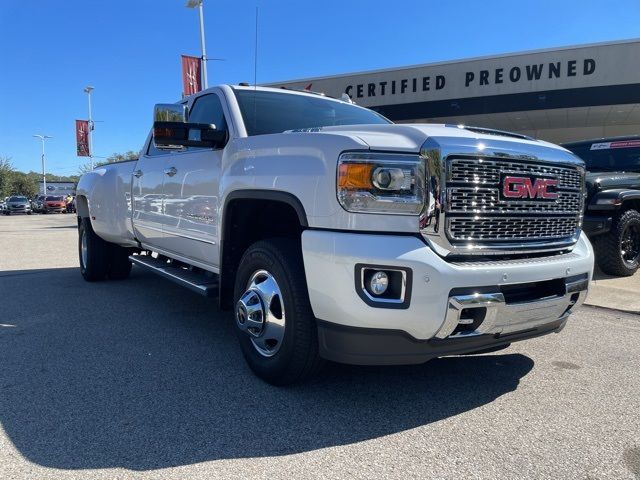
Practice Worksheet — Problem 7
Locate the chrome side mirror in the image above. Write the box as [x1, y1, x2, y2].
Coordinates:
[154, 103, 188, 123]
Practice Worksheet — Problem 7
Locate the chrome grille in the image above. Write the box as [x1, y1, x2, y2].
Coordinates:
[448, 216, 578, 241]
[448, 187, 583, 214]
[449, 158, 582, 190]
[445, 156, 583, 244]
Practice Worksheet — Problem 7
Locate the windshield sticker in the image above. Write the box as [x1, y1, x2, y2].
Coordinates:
[591, 140, 640, 150]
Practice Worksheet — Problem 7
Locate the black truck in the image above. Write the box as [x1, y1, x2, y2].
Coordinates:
[563, 136, 640, 276]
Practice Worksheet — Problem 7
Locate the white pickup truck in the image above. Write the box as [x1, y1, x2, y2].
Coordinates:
[76, 85, 594, 384]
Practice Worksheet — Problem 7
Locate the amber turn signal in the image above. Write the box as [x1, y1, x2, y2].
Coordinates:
[338, 163, 374, 189]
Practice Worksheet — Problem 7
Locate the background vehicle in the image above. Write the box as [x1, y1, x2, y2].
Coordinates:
[4, 196, 32, 215]
[76, 85, 593, 385]
[43, 195, 67, 213]
[31, 195, 46, 213]
[0, 200, 6, 213]
[563, 136, 640, 276]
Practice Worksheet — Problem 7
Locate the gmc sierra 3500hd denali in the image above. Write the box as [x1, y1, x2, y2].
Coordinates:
[76, 85, 594, 385]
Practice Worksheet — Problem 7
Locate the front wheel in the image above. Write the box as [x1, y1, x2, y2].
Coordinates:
[233, 238, 323, 385]
[594, 209, 640, 277]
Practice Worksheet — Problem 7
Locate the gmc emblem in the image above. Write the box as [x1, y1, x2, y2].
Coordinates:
[502, 176, 559, 200]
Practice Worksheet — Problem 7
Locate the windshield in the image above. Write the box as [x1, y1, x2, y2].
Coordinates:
[234, 89, 391, 136]
[567, 140, 640, 172]
[8, 196, 27, 202]
[45, 196, 64, 201]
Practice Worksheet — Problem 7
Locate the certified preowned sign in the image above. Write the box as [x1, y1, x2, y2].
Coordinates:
[270, 41, 640, 108]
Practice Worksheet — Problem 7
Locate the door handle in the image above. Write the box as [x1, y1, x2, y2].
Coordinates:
[133, 169, 143, 178]
[164, 167, 178, 177]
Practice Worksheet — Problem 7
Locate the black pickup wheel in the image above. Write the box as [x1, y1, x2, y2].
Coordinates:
[594, 209, 640, 277]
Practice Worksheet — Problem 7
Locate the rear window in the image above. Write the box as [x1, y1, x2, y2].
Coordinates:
[567, 140, 640, 172]
[45, 196, 64, 201]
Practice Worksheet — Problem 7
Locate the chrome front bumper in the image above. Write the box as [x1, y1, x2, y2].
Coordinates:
[436, 275, 589, 339]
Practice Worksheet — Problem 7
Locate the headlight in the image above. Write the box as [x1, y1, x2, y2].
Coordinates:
[337, 152, 425, 215]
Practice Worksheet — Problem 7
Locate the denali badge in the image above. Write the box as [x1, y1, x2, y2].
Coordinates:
[502, 176, 559, 200]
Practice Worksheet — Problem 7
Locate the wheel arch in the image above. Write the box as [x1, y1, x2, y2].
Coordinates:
[219, 190, 308, 310]
[76, 195, 90, 218]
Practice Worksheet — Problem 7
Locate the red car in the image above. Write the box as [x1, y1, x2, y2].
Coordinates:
[43, 196, 67, 213]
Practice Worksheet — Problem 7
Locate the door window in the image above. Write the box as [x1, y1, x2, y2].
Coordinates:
[188, 93, 228, 150]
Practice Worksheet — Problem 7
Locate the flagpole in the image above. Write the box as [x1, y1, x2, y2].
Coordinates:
[186, 0, 208, 89]
[33, 135, 52, 195]
[84, 86, 94, 169]
[198, 1, 208, 89]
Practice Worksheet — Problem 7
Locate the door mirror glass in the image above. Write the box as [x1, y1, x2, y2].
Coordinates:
[154, 104, 188, 123]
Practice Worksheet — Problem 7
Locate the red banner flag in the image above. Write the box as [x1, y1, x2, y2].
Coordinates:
[181, 55, 202, 96]
[76, 120, 90, 157]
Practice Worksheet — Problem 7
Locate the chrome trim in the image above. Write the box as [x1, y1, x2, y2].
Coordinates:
[166, 229, 216, 245]
[419, 136, 586, 257]
[129, 254, 219, 296]
[359, 267, 407, 304]
[435, 280, 588, 339]
[138, 242, 220, 274]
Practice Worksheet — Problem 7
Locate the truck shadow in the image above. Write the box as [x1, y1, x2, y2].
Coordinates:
[0, 266, 534, 471]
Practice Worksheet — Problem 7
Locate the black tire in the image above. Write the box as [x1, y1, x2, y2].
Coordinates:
[107, 244, 132, 280]
[233, 238, 324, 385]
[78, 217, 109, 281]
[593, 209, 640, 277]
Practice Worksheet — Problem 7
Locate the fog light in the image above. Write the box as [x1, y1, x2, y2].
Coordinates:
[369, 271, 389, 296]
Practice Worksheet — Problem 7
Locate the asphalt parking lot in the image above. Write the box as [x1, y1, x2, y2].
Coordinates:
[1, 214, 639, 480]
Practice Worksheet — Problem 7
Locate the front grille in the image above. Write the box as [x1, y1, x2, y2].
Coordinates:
[448, 187, 582, 214]
[446, 156, 583, 244]
[448, 216, 578, 241]
[449, 158, 582, 190]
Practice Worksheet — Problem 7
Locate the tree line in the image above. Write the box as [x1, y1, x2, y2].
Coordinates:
[1, 150, 140, 198]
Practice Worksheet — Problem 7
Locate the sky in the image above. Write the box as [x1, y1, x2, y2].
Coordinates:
[1, 0, 639, 176]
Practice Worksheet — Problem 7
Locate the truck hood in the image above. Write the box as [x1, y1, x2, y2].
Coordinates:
[291, 123, 570, 156]
[586, 171, 640, 191]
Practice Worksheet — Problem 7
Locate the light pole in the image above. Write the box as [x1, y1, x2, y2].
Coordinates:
[33, 135, 52, 196]
[186, 0, 208, 89]
[84, 86, 94, 169]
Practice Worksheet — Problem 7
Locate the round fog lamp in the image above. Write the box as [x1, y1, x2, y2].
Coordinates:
[369, 271, 389, 296]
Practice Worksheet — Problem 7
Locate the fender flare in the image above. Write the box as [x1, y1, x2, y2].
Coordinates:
[218, 189, 308, 309]
[221, 189, 308, 227]
[588, 189, 640, 211]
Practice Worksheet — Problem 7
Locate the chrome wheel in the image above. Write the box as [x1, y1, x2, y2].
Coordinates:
[236, 269, 285, 357]
[80, 229, 88, 269]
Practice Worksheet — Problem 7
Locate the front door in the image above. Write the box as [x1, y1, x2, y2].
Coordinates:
[160, 92, 228, 269]
[132, 134, 168, 248]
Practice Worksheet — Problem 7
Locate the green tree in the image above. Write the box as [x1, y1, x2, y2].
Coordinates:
[0, 156, 15, 199]
[7, 171, 38, 197]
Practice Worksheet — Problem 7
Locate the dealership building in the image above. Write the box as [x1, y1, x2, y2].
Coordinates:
[271, 39, 640, 144]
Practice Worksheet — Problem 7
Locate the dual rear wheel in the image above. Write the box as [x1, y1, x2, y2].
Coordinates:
[78, 217, 132, 281]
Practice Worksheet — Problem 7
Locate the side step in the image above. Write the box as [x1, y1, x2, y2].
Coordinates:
[129, 254, 219, 297]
